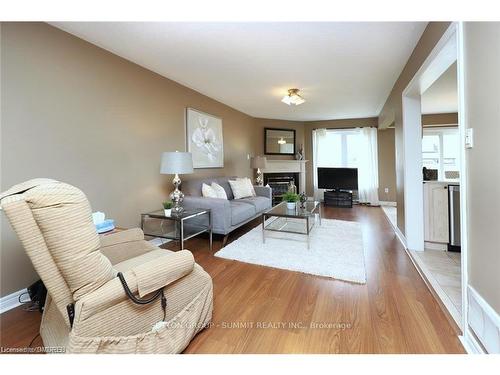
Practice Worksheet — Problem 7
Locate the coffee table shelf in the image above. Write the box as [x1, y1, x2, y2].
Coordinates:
[261, 201, 321, 249]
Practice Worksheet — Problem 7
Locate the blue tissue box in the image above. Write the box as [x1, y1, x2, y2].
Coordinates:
[95, 219, 115, 234]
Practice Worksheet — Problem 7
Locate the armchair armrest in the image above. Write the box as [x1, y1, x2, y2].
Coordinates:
[182, 195, 231, 234]
[254, 186, 272, 200]
[100, 228, 144, 247]
[134, 250, 194, 297]
[99, 228, 150, 265]
[76, 250, 195, 322]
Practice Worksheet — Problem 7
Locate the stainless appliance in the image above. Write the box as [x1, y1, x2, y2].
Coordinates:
[448, 184, 461, 252]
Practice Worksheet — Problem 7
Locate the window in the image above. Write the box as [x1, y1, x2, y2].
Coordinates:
[422, 128, 460, 180]
[313, 127, 379, 204]
[316, 130, 360, 168]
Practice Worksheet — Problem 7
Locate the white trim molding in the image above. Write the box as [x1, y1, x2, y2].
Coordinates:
[0, 288, 29, 314]
[460, 331, 485, 354]
[467, 286, 500, 353]
[394, 225, 407, 250]
[262, 160, 308, 195]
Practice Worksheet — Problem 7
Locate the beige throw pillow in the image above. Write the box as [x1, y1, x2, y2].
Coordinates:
[211, 182, 228, 199]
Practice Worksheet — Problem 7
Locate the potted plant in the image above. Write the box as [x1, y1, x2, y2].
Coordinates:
[163, 201, 173, 216]
[282, 192, 299, 210]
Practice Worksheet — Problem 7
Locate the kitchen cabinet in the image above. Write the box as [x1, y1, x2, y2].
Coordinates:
[423, 182, 449, 244]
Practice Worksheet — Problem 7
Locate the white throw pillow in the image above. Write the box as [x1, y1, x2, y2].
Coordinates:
[211, 182, 228, 199]
[229, 178, 254, 199]
[201, 183, 217, 198]
[240, 177, 256, 197]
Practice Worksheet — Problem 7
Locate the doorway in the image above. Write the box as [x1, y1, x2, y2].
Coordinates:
[401, 23, 468, 334]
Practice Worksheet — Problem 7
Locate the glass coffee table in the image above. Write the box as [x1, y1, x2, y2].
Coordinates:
[141, 208, 212, 251]
[262, 201, 321, 249]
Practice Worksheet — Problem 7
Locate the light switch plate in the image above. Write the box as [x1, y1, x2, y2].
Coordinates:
[465, 128, 474, 148]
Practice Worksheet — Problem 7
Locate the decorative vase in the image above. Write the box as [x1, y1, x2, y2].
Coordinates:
[286, 202, 296, 210]
[164, 209, 172, 216]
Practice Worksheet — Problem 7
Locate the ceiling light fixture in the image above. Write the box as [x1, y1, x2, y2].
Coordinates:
[281, 88, 306, 106]
[277, 137, 286, 145]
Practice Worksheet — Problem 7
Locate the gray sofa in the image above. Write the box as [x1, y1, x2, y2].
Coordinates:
[182, 176, 272, 238]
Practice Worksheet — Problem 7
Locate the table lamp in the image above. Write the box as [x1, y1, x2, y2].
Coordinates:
[160, 151, 194, 213]
[251, 155, 267, 186]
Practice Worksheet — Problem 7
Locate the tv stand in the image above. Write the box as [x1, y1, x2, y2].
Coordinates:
[324, 190, 353, 208]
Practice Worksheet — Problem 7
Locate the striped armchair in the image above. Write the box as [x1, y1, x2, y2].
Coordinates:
[0, 179, 213, 353]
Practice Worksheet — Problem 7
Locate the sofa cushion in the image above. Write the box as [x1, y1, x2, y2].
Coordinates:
[182, 177, 235, 200]
[236, 196, 271, 213]
[230, 201, 256, 226]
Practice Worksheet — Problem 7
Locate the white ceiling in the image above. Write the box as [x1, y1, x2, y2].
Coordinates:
[421, 62, 458, 114]
[51, 22, 427, 121]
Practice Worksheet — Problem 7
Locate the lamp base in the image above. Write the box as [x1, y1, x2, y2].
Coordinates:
[255, 168, 264, 186]
[170, 174, 184, 213]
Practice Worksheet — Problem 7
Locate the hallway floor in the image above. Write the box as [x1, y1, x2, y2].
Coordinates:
[381, 204, 462, 326]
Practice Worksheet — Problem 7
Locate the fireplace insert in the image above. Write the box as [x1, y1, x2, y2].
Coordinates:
[264, 172, 299, 205]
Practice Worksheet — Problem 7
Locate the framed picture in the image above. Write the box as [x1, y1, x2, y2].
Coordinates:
[186, 108, 224, 168]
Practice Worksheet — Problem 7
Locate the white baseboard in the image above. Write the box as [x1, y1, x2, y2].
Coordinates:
[467, 285, 500, 353]
[460, 330, 486, 354]
[394, 225, 407, 249]
[0, 288, 30, 314]
[380, 201, 397, 207]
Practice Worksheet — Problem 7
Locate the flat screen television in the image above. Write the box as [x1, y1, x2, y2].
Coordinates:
[317, 167, 358, 190]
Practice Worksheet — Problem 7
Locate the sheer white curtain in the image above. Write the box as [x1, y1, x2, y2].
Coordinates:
[312, 129, 327, 201]
[357, 127, 379, 206]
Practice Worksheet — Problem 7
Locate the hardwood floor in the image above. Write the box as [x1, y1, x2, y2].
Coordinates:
[0, 205, 465, 354]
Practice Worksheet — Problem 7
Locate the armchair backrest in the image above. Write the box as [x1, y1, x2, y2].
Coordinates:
[0, 179, 115, 326]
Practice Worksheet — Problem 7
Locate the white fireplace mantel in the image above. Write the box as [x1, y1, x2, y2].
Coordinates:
[262, 160, 308, 194]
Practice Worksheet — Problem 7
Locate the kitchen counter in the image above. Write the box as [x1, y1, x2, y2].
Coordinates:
[424, 180, 459, 185]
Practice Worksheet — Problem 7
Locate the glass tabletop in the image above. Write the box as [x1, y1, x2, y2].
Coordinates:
[143, 208, 209, 220]
[264, 201, 320, 218]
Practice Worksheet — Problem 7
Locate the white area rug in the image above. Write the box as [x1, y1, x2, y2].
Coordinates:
[215, 218, 366, 284]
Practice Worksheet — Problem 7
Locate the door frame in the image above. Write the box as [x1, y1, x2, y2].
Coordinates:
[401, 22, 469, 339]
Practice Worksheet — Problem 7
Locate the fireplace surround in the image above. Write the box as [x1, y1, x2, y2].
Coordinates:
[261, 159, 308, 205]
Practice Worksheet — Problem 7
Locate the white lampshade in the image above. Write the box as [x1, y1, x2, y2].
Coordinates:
[160, 151, 194, 175]
[251, 155, 267, 169]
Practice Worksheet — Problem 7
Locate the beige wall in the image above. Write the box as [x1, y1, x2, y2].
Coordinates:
[377, 128, 397, 202]
[303, 117, 379, 196]
[378, 22, 452, 234]
[463, 22, 500, 314]
[0, 22, 261, 296]
[252, 118, 305, 160]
